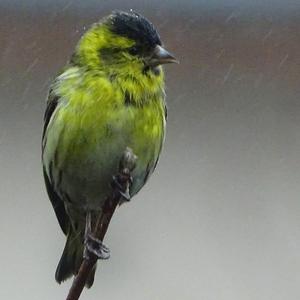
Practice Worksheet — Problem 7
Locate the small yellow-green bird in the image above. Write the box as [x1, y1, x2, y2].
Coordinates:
[42, 10, 177, 287]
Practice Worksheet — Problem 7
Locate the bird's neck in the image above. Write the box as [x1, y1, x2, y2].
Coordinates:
[112, 68, 165, 106]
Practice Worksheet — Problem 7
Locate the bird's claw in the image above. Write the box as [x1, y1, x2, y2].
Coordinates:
[84, 234, 110, 260]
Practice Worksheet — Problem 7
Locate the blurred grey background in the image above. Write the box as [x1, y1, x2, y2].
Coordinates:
[1, 0, 300, 299]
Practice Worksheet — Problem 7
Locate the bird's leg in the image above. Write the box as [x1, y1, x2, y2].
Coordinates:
[112, 174, 132, 201]
[83, 211, 110, 260]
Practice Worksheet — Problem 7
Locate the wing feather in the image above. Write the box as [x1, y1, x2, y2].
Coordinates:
[42, 91, 70, 235]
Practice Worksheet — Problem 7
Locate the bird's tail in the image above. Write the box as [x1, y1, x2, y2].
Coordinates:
[55, 229, 97, 288]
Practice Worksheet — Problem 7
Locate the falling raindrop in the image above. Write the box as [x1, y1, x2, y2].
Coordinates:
[278, 53, 289, 69]
[222, 64, 234, 84]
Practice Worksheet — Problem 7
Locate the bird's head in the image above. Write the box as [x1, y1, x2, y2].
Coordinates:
[73, 11, 178, 78]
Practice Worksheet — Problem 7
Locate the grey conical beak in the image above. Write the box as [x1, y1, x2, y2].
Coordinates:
[148, 45, 179, 67]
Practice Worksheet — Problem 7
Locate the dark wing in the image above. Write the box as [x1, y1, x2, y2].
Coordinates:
[42, 91, 70, 235]
[43, 167, 69, 235]
[42, 91, 59, 142]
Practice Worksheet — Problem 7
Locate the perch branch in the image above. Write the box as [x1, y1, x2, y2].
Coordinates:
[66, 147, 137, 300]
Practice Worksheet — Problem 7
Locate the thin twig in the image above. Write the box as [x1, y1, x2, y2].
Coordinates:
[66, 148, 137, 300]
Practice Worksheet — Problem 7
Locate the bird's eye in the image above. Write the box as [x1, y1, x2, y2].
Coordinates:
[128, 46, 139, 55]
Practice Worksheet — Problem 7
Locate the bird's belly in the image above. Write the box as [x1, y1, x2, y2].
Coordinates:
[45, 108, 164, 211]
[61, 136, 160, 210]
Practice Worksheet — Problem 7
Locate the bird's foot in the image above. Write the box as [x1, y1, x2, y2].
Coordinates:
[84, 234, 110, 260]
[112, 174, 132, 202]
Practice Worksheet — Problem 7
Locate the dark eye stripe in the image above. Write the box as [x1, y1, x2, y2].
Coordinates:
[99, 47, 122, 60]
[128, 46, 139, 55]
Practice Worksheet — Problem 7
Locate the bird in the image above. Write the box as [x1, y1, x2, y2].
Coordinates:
[42, 10, 177, 288]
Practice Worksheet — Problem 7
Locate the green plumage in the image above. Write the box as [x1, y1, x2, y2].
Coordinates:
[42, 11, 175, 287]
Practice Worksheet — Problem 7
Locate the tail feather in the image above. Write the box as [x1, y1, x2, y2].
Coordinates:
[86, 265, 97, 288]
[55, 230, 97, 288]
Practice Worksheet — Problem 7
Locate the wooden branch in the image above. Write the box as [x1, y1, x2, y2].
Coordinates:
[66, 147, 137, 300]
